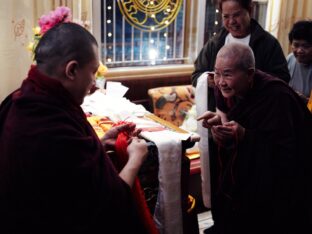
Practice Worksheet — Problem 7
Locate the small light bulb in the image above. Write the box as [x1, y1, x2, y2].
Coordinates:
[149, 49, 158, 60]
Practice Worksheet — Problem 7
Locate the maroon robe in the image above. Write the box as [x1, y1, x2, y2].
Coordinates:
[0, 66, 147, 233]
[213, 70, 312, 234]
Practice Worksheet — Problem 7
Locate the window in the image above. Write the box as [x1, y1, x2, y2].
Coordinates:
[100, 0, 189, 68]
[203, 1, 222, 44]
[92, 0, 268, 70]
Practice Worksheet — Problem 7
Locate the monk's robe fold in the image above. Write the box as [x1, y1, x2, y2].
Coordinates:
[0, 66, 148, 233]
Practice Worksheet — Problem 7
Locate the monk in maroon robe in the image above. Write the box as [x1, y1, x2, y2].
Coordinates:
[198, 43, 312, 234]
[0, 23, 148, 233]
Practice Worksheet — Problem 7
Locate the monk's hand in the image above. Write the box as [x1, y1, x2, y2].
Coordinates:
[212, 121, 245, 147]
[223, 121, 245, 142]
[101, 123, 136, 149]
[211, 124, 233, 147]
[197, 111, 221, 129]
[131, 128, 142, 138]
[119, 137, 148, 187]
[127, 137, 148, 168]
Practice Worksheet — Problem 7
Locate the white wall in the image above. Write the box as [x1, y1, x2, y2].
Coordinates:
[0, 0, 34, 102]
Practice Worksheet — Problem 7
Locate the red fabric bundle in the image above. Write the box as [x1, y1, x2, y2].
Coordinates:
[113, 122, 159, 234]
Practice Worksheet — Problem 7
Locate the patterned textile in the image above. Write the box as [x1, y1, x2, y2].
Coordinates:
[148, 85, 195, 126]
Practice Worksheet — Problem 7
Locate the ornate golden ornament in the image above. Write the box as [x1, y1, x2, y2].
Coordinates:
[117, 0, 182, 32]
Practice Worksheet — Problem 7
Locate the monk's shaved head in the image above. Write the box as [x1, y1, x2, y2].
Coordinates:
[34, 23, 97, 76]
[217, 43, 255, 71]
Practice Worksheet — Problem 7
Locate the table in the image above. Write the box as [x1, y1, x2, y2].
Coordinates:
[82, 90, 200, 234]
[141, 114, 198, 234]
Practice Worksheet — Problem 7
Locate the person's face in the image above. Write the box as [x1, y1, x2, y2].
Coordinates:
[74, 45, 99, 104]
[221, 1, 251, 38]
[214, 56, 253, 98]
[291, 39, 312, 65]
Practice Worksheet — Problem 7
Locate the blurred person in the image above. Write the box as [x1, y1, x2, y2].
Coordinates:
[287, 20, 312, 103]
[0, 22, 149, 233]
[197, 43, 312, 234]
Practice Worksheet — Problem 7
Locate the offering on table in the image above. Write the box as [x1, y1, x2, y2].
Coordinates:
[87, 116, 114, 138]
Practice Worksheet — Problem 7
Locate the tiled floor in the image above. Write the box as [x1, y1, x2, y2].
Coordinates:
[197, 210, 214, 234]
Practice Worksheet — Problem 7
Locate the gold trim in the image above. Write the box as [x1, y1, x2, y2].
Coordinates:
[117, 0, 183, 32]
[145, 113, 189, 133]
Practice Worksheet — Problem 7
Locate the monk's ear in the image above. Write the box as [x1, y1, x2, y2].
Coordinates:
[247, 68, 255, 77]
[65, 60, 79, 81]
[247, 68, 255, 83]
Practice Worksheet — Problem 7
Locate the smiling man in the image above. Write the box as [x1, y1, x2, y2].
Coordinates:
[287, 20, 312, 103]
[197, 43, 312, 234]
